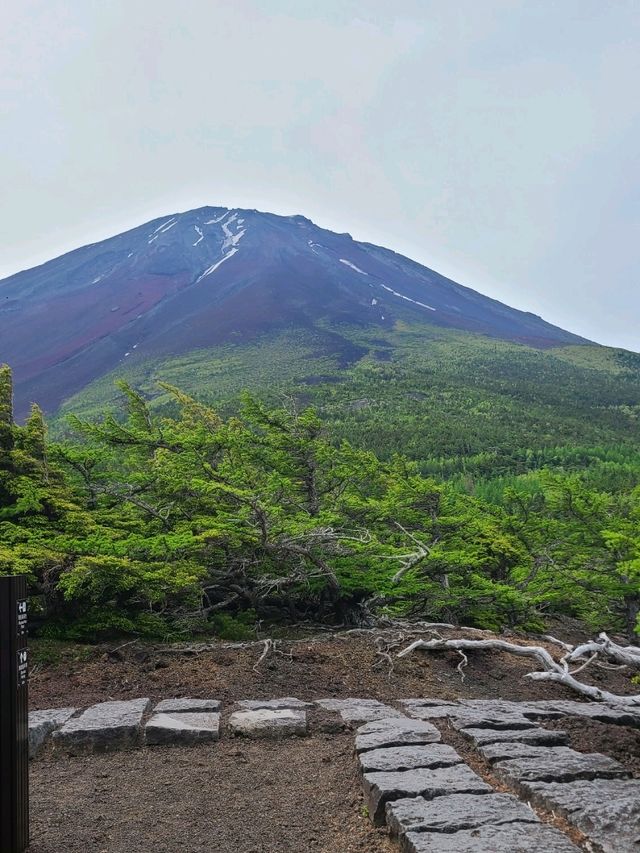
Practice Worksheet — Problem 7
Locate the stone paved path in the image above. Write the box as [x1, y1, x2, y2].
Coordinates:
[30, 696, 640, 851]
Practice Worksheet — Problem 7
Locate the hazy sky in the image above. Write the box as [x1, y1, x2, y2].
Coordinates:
[2, 0, 639, 349]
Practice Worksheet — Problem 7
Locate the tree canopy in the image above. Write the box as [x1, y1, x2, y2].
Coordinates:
[0, 365, 638, 643]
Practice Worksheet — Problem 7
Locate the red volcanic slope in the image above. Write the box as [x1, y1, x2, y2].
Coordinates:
[0, 206, 589, 416]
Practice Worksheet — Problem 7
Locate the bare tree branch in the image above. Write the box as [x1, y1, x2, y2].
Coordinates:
[397, 635, 640, 706]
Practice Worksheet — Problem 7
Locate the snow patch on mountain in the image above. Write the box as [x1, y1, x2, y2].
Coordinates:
[152, 217, 177, 235]
[196, 247, 239, 282]
[379, 283, 436, 311]
[339, 259, 368, 276]
[204, 212, 229, 225]
[148, 218, 178, 244]
[221, 213, 246, 251]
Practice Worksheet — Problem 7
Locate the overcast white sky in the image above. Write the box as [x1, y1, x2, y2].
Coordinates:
[2, 0, 639, 349]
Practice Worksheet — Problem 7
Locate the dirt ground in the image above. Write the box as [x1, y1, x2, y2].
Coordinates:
[29, 624, 639, 711]
[26, 623, 640, 853]
[28, 733, 393, 853]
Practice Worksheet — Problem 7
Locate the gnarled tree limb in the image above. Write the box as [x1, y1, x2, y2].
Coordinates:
[397, 635, 640, 706]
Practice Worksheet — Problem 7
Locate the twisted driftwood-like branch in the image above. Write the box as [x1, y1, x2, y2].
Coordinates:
[397, 636, 640, 706]
[564, 632, 640, 670]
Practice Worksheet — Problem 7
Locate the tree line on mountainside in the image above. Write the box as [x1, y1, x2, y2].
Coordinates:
[0, 363, 638, 643]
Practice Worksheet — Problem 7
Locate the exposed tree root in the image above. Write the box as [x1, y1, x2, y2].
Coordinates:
[397, 635, 640, 705]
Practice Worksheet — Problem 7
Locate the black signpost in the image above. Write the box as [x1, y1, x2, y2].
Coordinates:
[0, 575, 29, 853]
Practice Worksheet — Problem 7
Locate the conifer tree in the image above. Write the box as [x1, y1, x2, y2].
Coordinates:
[0, 364, 14, 455]
[21, 403, 47, 462]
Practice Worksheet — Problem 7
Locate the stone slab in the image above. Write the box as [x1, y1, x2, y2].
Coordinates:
[154, 698, 220, 712]
[493, 747, 629, 784]
[522, 700, 640, 726]
[145, 712, 220, 745]
[399, 700, 460, 713]
[355, 718, 441, 753]
[228, 708, 307, 738]
[403, 705, 464, 720]
[362, 764, 491, 825]
[404, 700, 537, 729]
[317, 697, 385, 711]
[451, 711, 538, 731]
[359, 744, 462, 773]
[402, 823, 580, 852]
[480, 742, 583, 764]
[459, 699, 533, 711]
[520, 778, 640, 853]
[460, 726, 569, 747]
[53, 698, 150, 753]
[402, 698, 640, 728]
[236, 697, 312, 710]
[386, 792, 539, 836]
[28, 708, 76, 758]
[316, 698, 404, 726]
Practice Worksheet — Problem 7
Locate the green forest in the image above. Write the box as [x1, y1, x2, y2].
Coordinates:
[2, 325, 640, 644]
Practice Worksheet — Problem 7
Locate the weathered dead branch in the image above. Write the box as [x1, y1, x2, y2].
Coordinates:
[564, 632, 640, 670]
[397, 635, 640, 705]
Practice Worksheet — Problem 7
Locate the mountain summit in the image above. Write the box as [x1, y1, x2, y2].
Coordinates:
[0, 206, 587, 414]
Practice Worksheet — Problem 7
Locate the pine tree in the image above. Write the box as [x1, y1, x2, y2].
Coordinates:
[22, 403, 47, 462]
[0, 364, 14, 454]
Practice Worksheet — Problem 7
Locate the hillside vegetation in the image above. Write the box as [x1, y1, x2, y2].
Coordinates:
[3, 325, 640, 643]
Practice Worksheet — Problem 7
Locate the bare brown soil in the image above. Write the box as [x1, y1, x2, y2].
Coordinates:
[28, 734, 393, 853]
[29, 628, 638, 711]
[26, 626, 639, 853]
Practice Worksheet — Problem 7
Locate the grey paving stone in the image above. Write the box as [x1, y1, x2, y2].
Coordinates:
[316, 698, 404, 726]
[355, 718, 441, 753]
[459, 699, 533, 711]
[358, 717, 439, 732]
[386, 792, 539, 836]
[451, 710, 538, 731]
[53, 698, 150, 753]
[28, 708, 76, 758]
[403, 699, 537, 729]
[455, 699, 567, 722]
[228, 708, 307, 738]
[358, 743, 462, 773]
[520, 777, 640, 853]
[522, 699, 640, 726]
[401, 822, 580, 852]
[517, 700, 582, 720]
[493, 747, 629, 784]
[236, 697, 312, 710]
[399, 699, 460, 710]
[548, 701, 640, 726]
[362, 764, 491, 824]
[317, 697, 384, 711]
[460, 726, 569, 747]
[145, 711, 220, 745]
[403, 704, 463, 720]
[479, 742, 585, 764]
[154, 698, 221, 712]
[406, 697, 640, 727]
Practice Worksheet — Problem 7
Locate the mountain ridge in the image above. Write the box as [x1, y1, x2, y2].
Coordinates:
[0, 205, 590, 416]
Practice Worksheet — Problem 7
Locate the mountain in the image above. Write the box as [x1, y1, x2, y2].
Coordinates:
[0, 206, 588, 417]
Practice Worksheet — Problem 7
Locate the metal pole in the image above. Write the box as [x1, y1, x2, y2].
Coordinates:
[0, 575, 29, 853]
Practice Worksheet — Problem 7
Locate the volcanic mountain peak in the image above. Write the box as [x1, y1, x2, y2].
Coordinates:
[0, 205, 588, 416]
